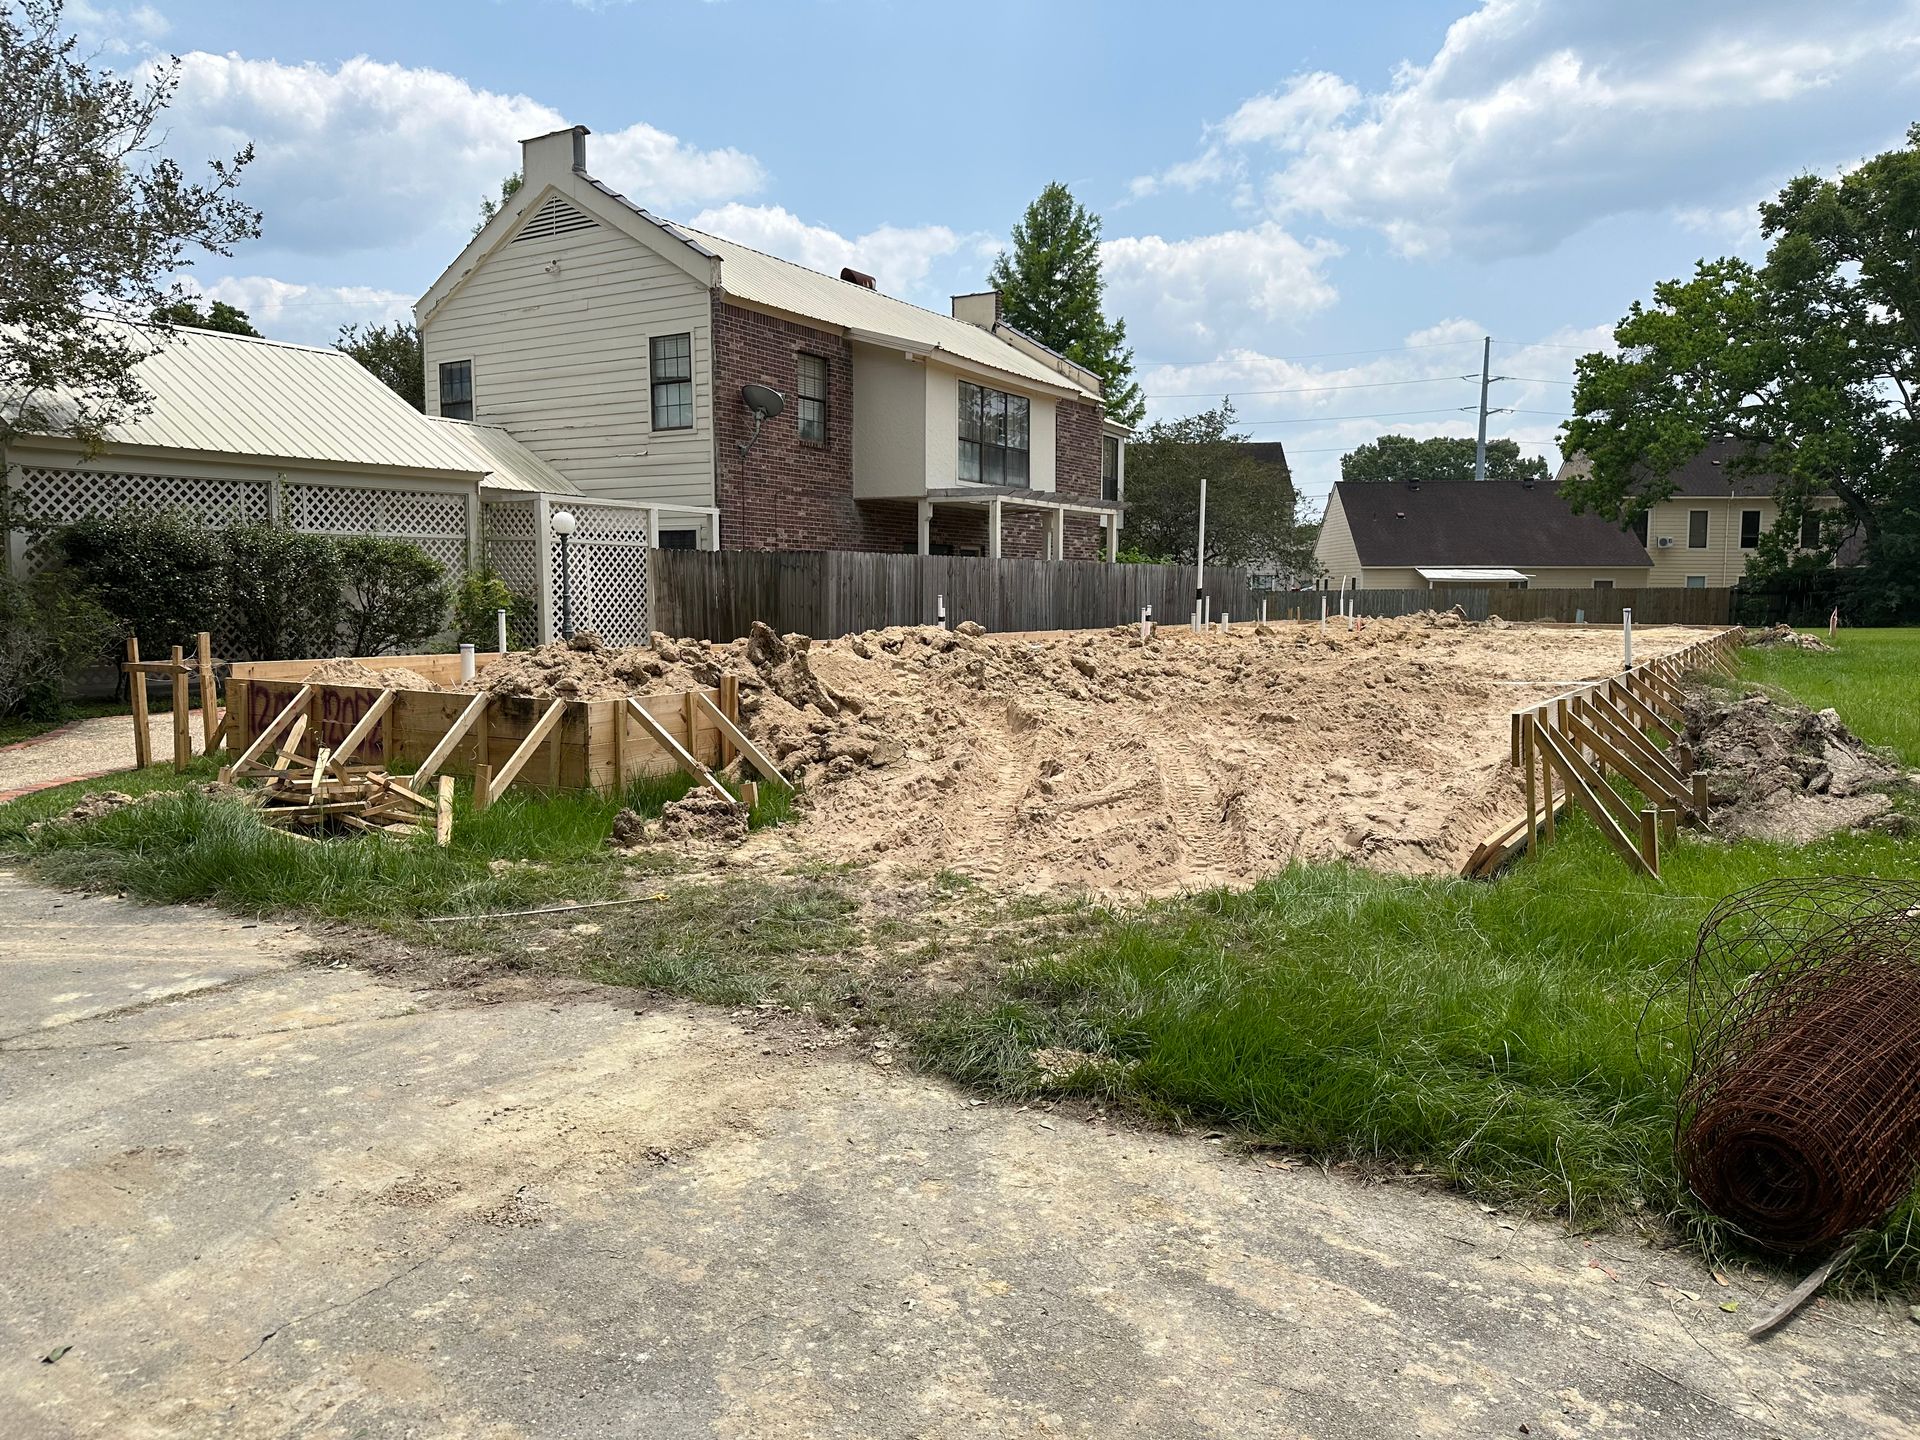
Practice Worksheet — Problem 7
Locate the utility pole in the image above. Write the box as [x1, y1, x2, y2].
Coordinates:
[1474, 335, 1492, 482]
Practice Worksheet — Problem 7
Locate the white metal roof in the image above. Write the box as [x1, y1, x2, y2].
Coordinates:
[675, 224, 1104, 402]
[6, 322, 490, 476]
[422, 416, 582, 495]
[1416, 566, 1533, 583]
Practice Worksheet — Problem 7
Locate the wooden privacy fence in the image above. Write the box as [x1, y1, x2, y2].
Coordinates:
[223, 651, 784, 811]
[1462, 627, 1745, 880]
[651, 550, 1264, 642]
[1317, 586, 1734, 627]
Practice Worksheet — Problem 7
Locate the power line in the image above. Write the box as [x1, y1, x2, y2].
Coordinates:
[1138, 337, 1484, 368]
[1146, 375, 1477, 401]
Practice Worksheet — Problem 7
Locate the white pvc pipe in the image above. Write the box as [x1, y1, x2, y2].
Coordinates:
[1622, 607, 1634, 670]
[459, 643, 476, 683]
[496, 607, 508, 654]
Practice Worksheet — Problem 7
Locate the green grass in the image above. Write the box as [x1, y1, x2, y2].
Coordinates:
[1740, 627, 1920, 764]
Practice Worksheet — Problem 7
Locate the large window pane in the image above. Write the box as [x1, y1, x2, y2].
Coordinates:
[438, 360, 473, 421]
[958, 438, 980, 482]
[797, 354, 827, 444]
[650, 333, 694, 430]
[953, 380, 1031, 489]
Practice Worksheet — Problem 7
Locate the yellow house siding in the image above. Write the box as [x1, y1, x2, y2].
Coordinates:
[420, 197, 715, 511]
[1643, 495, 1776, 587]
[850, 343, 926, 499]
[1312, 490, 1364, 585]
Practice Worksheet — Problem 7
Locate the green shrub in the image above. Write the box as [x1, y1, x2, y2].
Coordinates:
[338, 536, 449, 655]
[221, 523, 343, 659]
[0, 571, 118, 720]
[54, 510, 228, 663]
[453, 564, 534, 650]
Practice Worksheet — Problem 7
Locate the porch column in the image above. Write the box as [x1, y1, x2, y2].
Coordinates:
[1106, 514, 1119, 563]
[916, 499, 932, 556]
[988, 498, 1003, 559]
[1050, 507, 1067, 562]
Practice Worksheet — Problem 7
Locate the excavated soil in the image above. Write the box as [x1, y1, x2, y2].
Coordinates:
[1686, 688, 1909, 844]
[303, 658, 443, 691]
[298, 621, 1723, 895]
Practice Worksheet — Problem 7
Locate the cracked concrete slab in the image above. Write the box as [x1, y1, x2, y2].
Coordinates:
[1, 871, 1916, 1438]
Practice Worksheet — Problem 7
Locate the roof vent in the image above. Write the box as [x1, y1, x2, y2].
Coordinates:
[1522, 474, 1535, 489]
[512, 195, 599, 243]
[840, 266, 876, 290]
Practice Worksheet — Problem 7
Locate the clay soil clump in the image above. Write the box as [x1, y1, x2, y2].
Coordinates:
[304, 659, 442, 691]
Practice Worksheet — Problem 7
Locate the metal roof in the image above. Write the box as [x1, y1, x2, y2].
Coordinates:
[1416, 566, 1532, 583]
[7, 322, 490, 476]
[422, 416, 582, 495]
[675, 224, 1104, 402]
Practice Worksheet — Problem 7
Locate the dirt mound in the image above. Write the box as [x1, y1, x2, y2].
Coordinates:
[659, 788, 749, 846]
[1748, 624, 1835, 652]
[1687, 689, 1906, 843]
[304, 659, 441, 691]
[62, 790, 137, 823]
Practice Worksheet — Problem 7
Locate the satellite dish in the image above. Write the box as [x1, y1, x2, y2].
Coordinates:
[741, 383, 785, 420]
[738, 383, 787, 457]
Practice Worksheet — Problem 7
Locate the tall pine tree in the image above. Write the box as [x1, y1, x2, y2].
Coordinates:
[988, 183, 1144, 428]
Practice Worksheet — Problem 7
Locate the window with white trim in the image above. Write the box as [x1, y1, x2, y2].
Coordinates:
[1686, 574, 1708, 588]
[1687, 509, 1709, 548]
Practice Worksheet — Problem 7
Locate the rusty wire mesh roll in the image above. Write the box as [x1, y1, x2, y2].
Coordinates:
[1675, 877, 1920, 1253]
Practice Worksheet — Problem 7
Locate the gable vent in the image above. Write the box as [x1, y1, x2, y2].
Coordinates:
[512, 195, 599, 243]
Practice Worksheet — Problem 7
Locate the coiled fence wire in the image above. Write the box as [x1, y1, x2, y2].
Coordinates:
[1675, 877, 1920, 1254]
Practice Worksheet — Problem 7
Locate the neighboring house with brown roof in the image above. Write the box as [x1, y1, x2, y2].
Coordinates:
[1313, 477, 1654, 590]
[417, 127, 1127, 560]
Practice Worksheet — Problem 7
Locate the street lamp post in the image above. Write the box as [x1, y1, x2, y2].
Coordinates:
[552, 508, 577, 640]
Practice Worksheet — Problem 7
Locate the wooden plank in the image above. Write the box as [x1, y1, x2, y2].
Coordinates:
[309, 746, 333, 799]
[487, 698, 569, 799]
[1606, 676, 1680, 745]
[268, 715, 310, 777]
[229, 684, 315, 776]
[330, 688, 396, 769]
[692, 691, 786, 784]
[126, 636, 151, 769]
[1537, 724, 1657, 878]
[435, 776, 454, 847]
[473, 762, 494, 813]
[1522, 712, 1538, 857]
[1567, 710, 1686, 812]
[410, 691, 490, 789]
[195, 632, 219, 753]
[170, 644, 191, 772]
[1586, 690, 1696, 807]
[625, 698, 732, 802]
[719, 674, 739, 767]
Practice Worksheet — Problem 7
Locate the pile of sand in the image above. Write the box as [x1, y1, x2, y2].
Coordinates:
[304, 659, 442, 691]
[1748, 623, 1836, 652]
[1686, 689, 1906, 843]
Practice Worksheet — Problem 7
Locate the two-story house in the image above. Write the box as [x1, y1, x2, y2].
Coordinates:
[417, 126, 1128, 561]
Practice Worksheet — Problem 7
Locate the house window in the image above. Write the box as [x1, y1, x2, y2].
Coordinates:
[1593, 579, 1614, 590]
[1740, 509, 1761, 549]
[1687, 510, 1709, 548]
[1686, 575, 1708, 589]
[650, 334, 693, 431]
[958, 380, 1030, 487]
[1800, 511, 1821, 548]
[657, 529, 697, 550]
[438, 360, 473, 421]
[797, 354, 828, 445]
[1101, 435, 1121, 502]
[1631, 512, 1650, 547]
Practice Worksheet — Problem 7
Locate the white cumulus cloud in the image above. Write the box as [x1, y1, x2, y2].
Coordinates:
[685, 203, 991, 305]
[1102, 225, 1342, 355]
[1128, 0, 1920, 258]
[158, 52, 765, 256]
[174, 274, 416, 347]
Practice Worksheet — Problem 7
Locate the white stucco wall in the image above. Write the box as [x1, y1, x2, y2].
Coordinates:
[850, 344, 928, 499]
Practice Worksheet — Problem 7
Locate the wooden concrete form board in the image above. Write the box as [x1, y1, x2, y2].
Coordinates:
[226, 671, 725, 796]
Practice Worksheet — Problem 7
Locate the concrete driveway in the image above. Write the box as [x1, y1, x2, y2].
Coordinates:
[2, 870, 1916, 1439]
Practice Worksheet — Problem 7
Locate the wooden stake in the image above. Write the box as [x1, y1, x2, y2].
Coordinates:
[435, 775, 454, 847]
[473, 762, 493, 813]
[691, 691, 787, 784]
[719, 674, 740, 767]
[170, 644, 190, 772]
[196, 632, 219, 753]
[127, 636, 151, 769]
[1522, 713, 1538, 857]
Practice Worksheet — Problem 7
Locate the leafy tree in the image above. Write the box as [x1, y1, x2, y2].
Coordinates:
[1560, 124, 1920, 619]
[1340, 434, 1550, 485]
[475, 172, 523, 236]
[338, 537, 449, 655]
[453, 565, 532, 649]
[221, 524, 342, 660]
[0, 570, 118, 721]
[54, 510, 229, 667]
[337, 321, 425, 411]
[989, 182, 1144, 428]
[1119, 401, 1314, 572]
[151, 297, 261, 336]
[0, 0, 259, 451]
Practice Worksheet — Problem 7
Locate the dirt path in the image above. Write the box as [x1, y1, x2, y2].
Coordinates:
[0, 711, 205, 800]
[3, 871, 1915, 1439]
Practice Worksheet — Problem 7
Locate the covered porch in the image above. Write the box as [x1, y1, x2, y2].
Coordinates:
[915, 487, 1124, 562]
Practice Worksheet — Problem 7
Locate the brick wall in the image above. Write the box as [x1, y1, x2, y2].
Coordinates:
[1055, 399, 1108, 560]
[711, 298, 911, 552]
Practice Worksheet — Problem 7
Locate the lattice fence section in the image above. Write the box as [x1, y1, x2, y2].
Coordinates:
[284, 483, 469, 574]
[555, 503, 651, 646]
[5, 466, 270, 576]
[481, 501, 541, 648]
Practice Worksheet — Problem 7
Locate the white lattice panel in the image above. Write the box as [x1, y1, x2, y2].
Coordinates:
[285, 483, 468, 573]
[481, 501, 540, 648]
[7, 466, 270, 575]
[553, 503, 651, 646]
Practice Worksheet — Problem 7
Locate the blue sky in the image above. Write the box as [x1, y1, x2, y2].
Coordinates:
[79, 0, 1920, 507]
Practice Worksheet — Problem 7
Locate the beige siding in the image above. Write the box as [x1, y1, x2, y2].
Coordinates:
[1644, 495, 1773, 587]
[851, 344, 927, 499]
[1312, 490, 1363, 586]
[917, 362, 1058, 494]
[421, 194, 715, 510]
